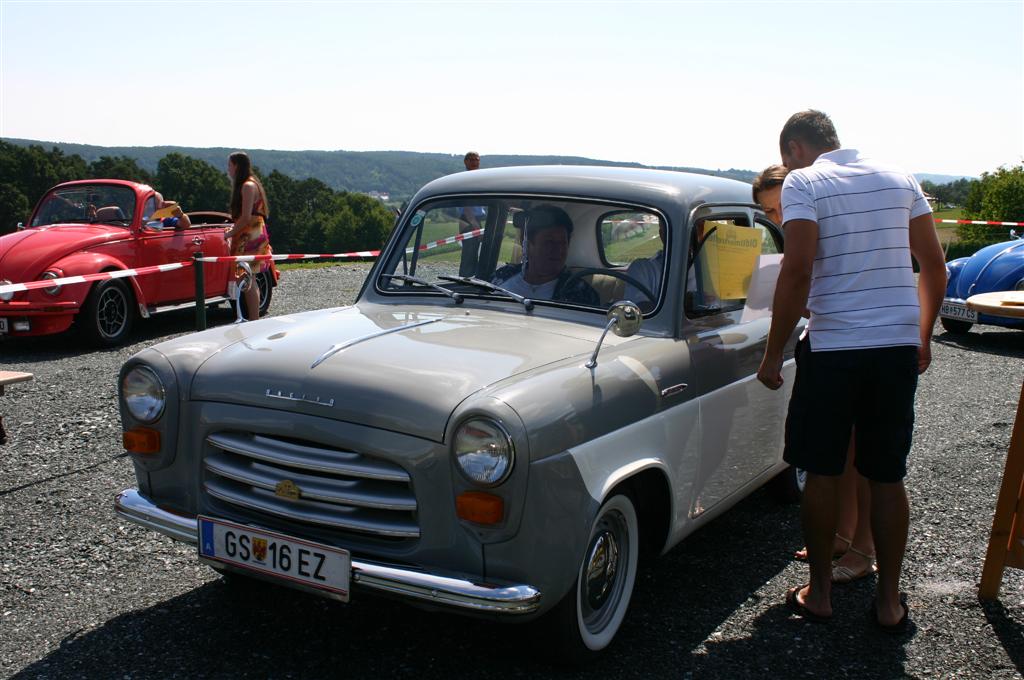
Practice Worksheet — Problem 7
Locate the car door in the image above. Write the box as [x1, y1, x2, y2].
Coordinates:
[134, 196, 230, 305]
[683, 207, 801, 517]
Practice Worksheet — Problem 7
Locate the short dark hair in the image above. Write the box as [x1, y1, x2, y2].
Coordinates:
[779, 110, 840, 155]
[464, 151, 480, 162]
[752, 164, 789, 202]
[524, 205, 573, 240]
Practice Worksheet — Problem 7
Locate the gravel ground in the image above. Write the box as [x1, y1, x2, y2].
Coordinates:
[1, 264, 1022, 679]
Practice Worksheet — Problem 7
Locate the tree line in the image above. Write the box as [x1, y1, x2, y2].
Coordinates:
[0, 141, 396, 254]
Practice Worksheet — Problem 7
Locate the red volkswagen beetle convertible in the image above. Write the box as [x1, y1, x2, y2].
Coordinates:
[0, 180, 275, 346]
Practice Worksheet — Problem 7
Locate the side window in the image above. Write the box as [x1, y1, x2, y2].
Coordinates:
[755, 220, 782, 254]
[598, 211, 663, 266]
[141, 196, 158, 221]
[686, 216, 762, 317]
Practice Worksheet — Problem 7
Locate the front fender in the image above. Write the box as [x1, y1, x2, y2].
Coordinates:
[49, 251, 148, 306]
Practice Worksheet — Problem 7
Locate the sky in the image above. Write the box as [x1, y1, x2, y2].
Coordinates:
[1, 0, 1021, 177]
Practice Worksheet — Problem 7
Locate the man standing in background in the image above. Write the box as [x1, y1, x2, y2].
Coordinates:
[757, 110, 946, 631]
[458, 151, 484, 275]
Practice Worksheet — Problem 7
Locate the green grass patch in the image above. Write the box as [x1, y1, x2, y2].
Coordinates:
[277, 260, 374, 271]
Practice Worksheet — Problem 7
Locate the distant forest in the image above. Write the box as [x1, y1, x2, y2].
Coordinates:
[3, 137, 761, 201]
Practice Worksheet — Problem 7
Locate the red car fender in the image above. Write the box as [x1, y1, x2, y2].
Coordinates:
[46, 251, 151, 308]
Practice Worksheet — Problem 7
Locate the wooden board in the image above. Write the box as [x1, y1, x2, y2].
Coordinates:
[980, 379, 1024, 599]
[967, 291, 1024, 319]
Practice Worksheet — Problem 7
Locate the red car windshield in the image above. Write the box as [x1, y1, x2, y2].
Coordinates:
[31, 185, 137, 228]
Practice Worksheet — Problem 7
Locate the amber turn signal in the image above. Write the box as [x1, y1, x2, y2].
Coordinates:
[456, 491, 504, 525]
[123, 428, 161, 454]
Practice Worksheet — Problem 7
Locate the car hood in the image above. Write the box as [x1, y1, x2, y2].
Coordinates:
[952, 239, 1024, 298]
[0, 224, 129, 281]
[188, 303, 603, 441]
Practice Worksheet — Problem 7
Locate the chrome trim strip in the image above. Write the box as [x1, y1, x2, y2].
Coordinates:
[203, 480, 421, 537]
[311, 318, 442, 369]
[265, 390, 335, 407]
[206, 432, 410, 482]
[204, 452, 417, 511]
[114, 489, 541, 614]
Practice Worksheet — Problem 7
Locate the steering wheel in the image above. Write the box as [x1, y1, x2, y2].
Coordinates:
[562, 267, 656, 306]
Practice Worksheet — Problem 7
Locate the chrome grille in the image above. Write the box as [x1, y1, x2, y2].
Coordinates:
[204, 432, 419, 539]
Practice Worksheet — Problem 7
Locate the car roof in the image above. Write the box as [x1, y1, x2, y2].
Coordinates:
[47, 179, 151, 193]
[412, 165, 755, 212]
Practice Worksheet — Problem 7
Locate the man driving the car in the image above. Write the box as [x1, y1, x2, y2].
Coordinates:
[491, 205, 599, 305]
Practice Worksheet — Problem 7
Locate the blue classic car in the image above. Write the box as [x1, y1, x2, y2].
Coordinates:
[941, 234, 1024, 333]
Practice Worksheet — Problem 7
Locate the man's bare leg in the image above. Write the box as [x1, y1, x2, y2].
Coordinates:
[869, 479, 910, 625]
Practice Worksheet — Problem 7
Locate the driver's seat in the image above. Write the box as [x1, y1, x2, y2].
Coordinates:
[583, 272, 627, 306]
[95, 206, 126, 222]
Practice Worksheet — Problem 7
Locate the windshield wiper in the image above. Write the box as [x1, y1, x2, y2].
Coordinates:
[97, 218, 131, 226]
[439, 275, 534, 311]
[381, 274, 464, 304]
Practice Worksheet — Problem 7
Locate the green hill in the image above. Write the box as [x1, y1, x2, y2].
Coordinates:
[2, 137, 756, 200]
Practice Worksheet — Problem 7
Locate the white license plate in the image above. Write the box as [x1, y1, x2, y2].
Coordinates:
[940, 301, 978, 322]
[198, 516, 350, 599]
[0, 318, 7, 334]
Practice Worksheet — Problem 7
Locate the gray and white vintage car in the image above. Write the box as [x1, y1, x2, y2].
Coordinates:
[115, 166, 802, 658]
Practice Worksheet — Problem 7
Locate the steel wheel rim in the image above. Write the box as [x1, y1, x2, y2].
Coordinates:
[580, 509, 629, 634]
[96, 286, 129, 338]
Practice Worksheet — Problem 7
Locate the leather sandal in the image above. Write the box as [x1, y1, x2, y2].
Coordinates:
[794, 534, 852, 562]
[832, 546, 878, 584]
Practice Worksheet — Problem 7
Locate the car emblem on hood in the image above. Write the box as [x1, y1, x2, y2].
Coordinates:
[275, 480, 301, 501]
[265, 389, 335, 407]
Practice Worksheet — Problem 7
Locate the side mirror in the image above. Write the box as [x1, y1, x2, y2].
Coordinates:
[16, 222, 24, 231]
[607, 301, 642, 338]
[586, 301, 642, 369]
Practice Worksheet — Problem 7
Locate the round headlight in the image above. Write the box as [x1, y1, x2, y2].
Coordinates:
[0, 280, 13, 302]
[40, 270, 62, 295]
[1015, 278, 1024, 292]
[122, 366, 166, 423]
[453, 418, 514, 487]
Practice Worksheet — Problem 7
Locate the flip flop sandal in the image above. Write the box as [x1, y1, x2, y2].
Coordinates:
[832, 546, 879, 584]
[870, 592, 911, 634]
[785, 584, 831, 623]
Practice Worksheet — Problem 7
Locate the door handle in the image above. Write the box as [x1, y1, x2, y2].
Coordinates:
[192, 236, 204, 245]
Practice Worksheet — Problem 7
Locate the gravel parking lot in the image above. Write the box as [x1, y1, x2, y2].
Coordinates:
[1, 264, 1023, 679]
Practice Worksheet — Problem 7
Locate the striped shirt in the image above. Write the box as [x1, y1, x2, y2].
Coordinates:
[782, 149, 932, 352]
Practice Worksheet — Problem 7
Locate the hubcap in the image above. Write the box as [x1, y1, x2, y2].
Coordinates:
[580, 510, 629, 632]
[584, 530, 620, 610]
[97, 287, 128, 338]
[257, 273, 269, 311]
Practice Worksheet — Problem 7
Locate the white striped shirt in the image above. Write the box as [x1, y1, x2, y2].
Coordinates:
[782, 149, 932, 351]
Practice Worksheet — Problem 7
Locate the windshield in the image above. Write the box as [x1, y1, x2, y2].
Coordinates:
[378, 197, 666, 312]
[31, 185, 137, 227]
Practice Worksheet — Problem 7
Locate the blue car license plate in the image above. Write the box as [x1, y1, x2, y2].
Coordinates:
[198, 516, 351, 599]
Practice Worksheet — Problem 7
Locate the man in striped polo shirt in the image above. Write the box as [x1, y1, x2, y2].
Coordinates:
[757, 110, 946, 630]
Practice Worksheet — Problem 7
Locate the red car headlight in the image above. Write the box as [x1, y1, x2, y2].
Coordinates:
[0, 280, 12, 302]
[40, 270, 63, 296]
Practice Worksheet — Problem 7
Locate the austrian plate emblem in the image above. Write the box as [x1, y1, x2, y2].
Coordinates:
[252, 537, 268, 562]
[275, 479, 302, 501]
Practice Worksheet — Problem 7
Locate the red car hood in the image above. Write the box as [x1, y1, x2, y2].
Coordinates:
[0, 224, 130, 282]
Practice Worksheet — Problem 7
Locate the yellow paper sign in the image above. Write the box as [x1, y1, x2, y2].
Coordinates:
[150, 205, 177, 220]
[700, 222, 763, 299]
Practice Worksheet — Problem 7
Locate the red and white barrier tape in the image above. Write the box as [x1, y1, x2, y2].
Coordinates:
[936, 219, 1024, 227]
[0, 230, 487, 294]
[0, 262, 191, 296]
[195, 228, 485, 263]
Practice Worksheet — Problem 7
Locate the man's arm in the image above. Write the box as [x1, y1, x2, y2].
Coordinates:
[757, 218, 818, 389]
[908, 212, 947, 374]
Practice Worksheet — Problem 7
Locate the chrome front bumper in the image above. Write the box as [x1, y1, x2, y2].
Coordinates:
[114, 489, 542, 615]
